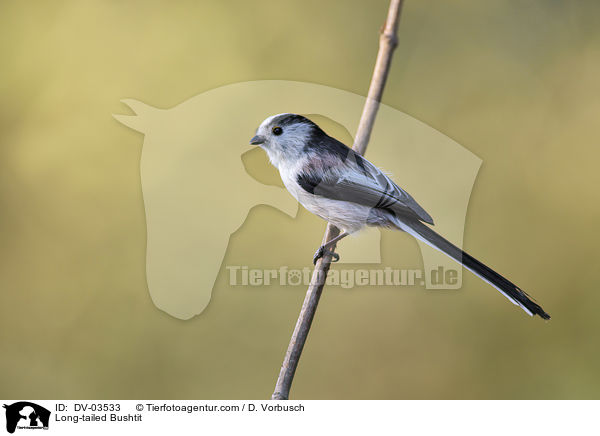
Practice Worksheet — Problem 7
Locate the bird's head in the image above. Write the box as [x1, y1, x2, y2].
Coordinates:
[250, 113, 322, 167]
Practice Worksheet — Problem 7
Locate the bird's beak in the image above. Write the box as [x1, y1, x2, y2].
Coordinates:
[250, 135, 266, 145]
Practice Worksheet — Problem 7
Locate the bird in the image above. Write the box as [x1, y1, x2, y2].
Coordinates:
[249, 113, 550, 320]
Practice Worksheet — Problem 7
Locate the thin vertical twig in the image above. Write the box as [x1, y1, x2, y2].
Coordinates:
[271, 0, 405, 400]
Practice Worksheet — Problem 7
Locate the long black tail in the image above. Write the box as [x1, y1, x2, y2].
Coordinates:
[401, 219, 550, 319]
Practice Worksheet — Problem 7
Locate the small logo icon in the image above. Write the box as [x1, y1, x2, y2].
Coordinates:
[3, 402, 50, 434]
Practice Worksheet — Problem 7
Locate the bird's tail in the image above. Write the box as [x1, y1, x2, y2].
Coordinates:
[398, 218, 550, 319]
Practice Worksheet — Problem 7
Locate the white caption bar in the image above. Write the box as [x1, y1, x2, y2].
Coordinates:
[1, 400, 596, 435]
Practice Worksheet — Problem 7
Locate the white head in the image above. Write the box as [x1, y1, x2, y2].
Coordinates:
[19, 406, 35, 423]
[250, 113, 319, 167]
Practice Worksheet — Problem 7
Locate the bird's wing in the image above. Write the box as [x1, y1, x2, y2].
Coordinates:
[297, 149, 434, 225]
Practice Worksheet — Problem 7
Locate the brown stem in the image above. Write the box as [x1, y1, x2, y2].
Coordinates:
[271, 0, 405, 400]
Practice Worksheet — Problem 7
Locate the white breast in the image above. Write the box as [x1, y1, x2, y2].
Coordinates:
[277, 160, 371, 233]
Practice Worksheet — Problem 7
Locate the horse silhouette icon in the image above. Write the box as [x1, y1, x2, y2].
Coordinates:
[3, 402, 50, 433]
[114, 80, 481, 320]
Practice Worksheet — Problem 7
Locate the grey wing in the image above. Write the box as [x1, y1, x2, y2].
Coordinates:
[297, 150, 434, 225]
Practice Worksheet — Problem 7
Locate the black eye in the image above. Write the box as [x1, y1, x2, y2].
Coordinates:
[272, 126, 283, 136]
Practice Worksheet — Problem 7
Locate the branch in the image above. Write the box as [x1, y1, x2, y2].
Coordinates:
[271, 0, 405, 400]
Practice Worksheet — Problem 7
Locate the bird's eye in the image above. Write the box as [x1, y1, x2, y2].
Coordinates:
[272, 126, 283, 136]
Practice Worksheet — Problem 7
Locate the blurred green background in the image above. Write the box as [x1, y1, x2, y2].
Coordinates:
[1, 0, 599, 399]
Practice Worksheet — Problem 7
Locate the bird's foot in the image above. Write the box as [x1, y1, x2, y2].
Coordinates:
[313, 246, 340, 265]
